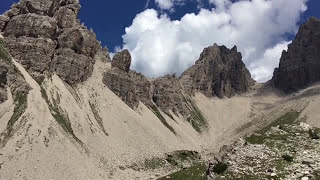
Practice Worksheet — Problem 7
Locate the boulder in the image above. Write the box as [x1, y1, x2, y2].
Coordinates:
[54, 4, 80, 28]
[18, 0, 54, 15]
[111, 50, 131, 72]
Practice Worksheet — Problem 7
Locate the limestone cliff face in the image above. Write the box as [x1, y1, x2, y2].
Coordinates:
[0, 41, 30, 104]
[0, 60, 30, 103]
[0, 0, 101, 84]
[152, 75, 187, 116]
[273, 17, 320, 92]
[103, 45, 254, 132]
[103, 50, 139, 109]
[0, 0, 255, 135]
[180, 44, 255, 98]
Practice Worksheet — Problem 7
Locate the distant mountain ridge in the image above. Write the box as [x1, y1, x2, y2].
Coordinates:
[103, 44, 254, 133]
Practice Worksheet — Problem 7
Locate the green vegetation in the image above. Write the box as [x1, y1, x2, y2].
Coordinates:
[175, 151, 200, 161]
[0, 40, 30, 146]
[89, 102, 108, 136]
[158, 163, 206, 180]
[165, 151, 201, 167]
[282, 154, 294, 162]
[312, 170, 320, 179]
[0, 38, 11, 62]
[143, 150, 201, 170]
[1, 92, 28, 146]
[150, 105, 176, 135]
[246, 111, 300, 145]
[308, 129, 319, 139]
[212, 162, 228, 174]
[41, 86, 81, 143]
[183, 96, 208, 133]
[246, 133, 290, 145]
[264, 111, 300, 131]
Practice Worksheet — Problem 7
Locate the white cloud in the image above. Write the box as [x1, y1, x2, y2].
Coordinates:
[122, 0, 307, 82]
[155, 0, 187, 10]
[250, 41, 290, 82]
[209, 0, 231, 11]
[145, 0, 151, 9]
[155, 0, 174, 9]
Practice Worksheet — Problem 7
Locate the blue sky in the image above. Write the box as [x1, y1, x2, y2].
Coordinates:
[1, 0, 319, 52]
[81, 0, 319, 51]
[1, 0, 320, 82]
[78, 0, 214, 50]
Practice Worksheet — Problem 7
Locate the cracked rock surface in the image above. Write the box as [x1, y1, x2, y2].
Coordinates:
[273, 17, 320, 92]
[1, 0, 100, 85]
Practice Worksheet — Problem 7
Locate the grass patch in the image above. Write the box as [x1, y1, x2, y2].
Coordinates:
[150, 105, 176, 135]
[308, 129, 319, 140]
[282, 154, 294, 162]
[312, 170, 320, 179]
[246, 133, 290, 145]
[183, 96, 208, 133]
[273, 159, 291, 178]
[41, 86, 81, 143]
[262, 111, 300, 133]
[175, 151, 200, 161]
[89, 102, 108, 136]
[245, 133, 265, 144]
[246, 111, 300, 145]
[0, 39, 11, 62]
[1, 92, 28, 146]
[165, 150, 201, 166]
[158, 163, 206, 180]
[143, 150, 201, 170]
[212, 162, 228, 174]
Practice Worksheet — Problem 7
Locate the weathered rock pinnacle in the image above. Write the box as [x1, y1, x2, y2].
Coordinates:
[272, 17, 320, 92]
[180, 44, 255, 98]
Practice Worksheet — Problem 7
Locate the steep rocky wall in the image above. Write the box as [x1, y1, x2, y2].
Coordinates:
[0, 38, 30, 104]
[102, 45, 254, 133]
[180, 44, 255, 98]
[273, 17, 320, 92]
[0, 0, 101, 85]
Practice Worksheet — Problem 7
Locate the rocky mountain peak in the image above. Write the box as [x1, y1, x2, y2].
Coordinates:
[111, 49, 131, 72]
[102, 45, 254, 133]
[180, 44, 254, 98]
[272, 16, 320, 92]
